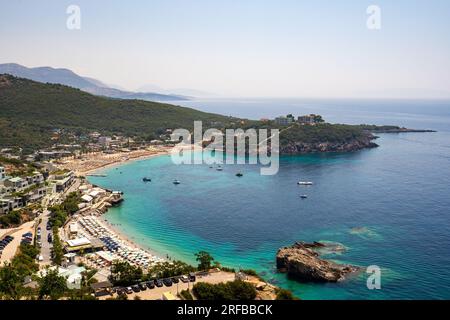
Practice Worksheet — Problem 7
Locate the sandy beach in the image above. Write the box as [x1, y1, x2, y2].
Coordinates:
[58, 147, 171, 176]
[97, 215, 167, 261]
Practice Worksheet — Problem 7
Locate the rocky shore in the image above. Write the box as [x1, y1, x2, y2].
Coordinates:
[276, 242, 359, 282]
[280, 135, 378, 154]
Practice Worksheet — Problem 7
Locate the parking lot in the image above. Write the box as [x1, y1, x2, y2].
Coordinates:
[0, 221, 36, 264]
[99, 271, 236, 300]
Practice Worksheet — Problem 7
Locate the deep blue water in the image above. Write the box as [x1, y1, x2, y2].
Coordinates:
[90, 99, 450, 300]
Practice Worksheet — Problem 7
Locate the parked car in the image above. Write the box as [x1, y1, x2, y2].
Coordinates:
[180, 275, 189, 283]
[172, 276, 179, 284]
[155, 279, 163, 287]
[138, 282, 147, 291]
[189, 273, 196, 282]
[163, 278, 173, 287]
[131, 285, 140, 293]
[125, 287, 133, 294]
[47, 234, 53, 243]
[146, 281, 155, 289]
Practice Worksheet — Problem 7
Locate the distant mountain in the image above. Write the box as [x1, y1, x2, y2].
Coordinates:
[0, 74, 235, 151]
[137, 84, 217, 98]
[0, 63, 188, 101]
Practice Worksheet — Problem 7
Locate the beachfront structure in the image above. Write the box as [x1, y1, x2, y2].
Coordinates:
[0, 166, 5, 181]
[4, 177, 28, 192]
[0, 198, 10, 214]
[39, 266, 86, 290]
[37, 150, 72, 161]
[26, 171, 44, 185]
[81, 194, 94, 204]
[69, 223, 79, 239]
[26, 186, 47, 202]
[0, 197, 24, 214]
[91, 281, 113, 297]
[298, 115, 315, 125]
[298, 114, 324, 125]
[54, 171, 75, 192]
[98, 136, 112, 147]
[65, 237, 104, 253]
[275, 114, 295, 126]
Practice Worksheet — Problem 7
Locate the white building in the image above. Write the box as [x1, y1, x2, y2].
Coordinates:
[0, 166, 5, 181]
[4, 177, 28, 192]
[26, 171, 44, 185]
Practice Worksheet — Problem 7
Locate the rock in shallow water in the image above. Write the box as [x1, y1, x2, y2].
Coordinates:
[276, 241, 359, 283]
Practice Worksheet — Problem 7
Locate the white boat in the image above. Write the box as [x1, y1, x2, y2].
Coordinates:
[173, 179, 181, 185]
[298, 181, 313, 185]
[216, 166, 223, 171]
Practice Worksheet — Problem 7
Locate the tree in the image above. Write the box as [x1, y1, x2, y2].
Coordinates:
[195, 251, 214, 271]
[0, 263, 25, 300]
[38, 268, 68, 300]
[109, 261, 143, 286]
[275, 288, 297, 300]
[192, 280, 256, 300]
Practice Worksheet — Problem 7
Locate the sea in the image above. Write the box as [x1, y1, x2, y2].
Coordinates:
[89, 98, 450, 300]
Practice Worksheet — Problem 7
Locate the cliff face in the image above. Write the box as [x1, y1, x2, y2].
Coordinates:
[280, 135, 378, 154]
[278, 124, 379, 155]
[276, 242, 359, 282]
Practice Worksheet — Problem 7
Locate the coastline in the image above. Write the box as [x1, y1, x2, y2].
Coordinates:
[58, 147, 171, 176]
[85, 150, 169, 175]
[81, 149, 185, 263]
[97, 214, 168, 261]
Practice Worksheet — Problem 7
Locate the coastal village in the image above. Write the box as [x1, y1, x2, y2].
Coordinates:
[0, 130, 283, 300]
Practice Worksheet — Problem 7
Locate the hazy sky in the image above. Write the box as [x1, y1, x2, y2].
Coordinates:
[1, 0, 450, 98]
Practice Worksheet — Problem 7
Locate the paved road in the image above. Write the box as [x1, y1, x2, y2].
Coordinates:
[38, 209, 52, 266]
[38, 179, 80, 266]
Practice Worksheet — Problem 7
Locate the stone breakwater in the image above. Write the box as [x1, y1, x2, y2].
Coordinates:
[276, 242, 359, 282]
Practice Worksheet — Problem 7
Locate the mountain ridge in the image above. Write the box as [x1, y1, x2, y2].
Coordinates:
[0, 63, 188, 102]
[0, 74, 234, 152]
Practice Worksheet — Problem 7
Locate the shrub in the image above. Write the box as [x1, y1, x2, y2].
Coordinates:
[193, 280, 256, 300]
[180, 289, 194, 300]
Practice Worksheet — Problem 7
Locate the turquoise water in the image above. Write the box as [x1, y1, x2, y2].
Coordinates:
[90, 99, 450, 300]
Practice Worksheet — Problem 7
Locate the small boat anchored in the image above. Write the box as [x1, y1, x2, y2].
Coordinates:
[173, 179, 181, 185]
[236, 172, 243, 177]
[86, 174, 107, 177]
[300, 195, 308, 199]
[216, 166, 223, 171]
[298, 181, 313, 185]
[142, 177, 152, 182]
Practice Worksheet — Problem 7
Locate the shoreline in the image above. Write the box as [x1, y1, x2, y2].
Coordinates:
[58, 147, 172, 177]
[96, 214, 169, 262]
[80, 150, 181, 263]
[84, 150, 169, 175]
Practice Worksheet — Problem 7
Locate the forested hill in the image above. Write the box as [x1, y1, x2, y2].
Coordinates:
[0, 74, 235, 150]
[0, 74, 416, 155]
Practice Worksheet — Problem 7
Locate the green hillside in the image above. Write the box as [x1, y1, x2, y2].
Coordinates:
[0, 74, 235, 151]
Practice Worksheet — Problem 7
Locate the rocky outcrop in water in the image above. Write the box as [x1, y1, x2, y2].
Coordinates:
[276, 242, 359, 282]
